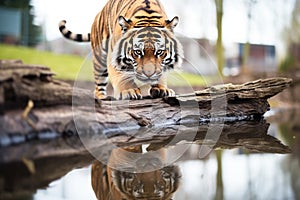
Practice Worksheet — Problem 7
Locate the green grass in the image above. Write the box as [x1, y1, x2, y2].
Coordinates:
[167, 71, 211, 87]
[279, 54, 296, 72]
[0, 44, 211, 86]
[0, 44, 91, 80]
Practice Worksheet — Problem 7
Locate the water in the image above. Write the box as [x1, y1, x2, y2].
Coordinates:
[33, 152, 297, 200]
[1, 108, 299, 200]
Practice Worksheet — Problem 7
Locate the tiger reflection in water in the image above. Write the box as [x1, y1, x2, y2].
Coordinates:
[91, 146, 181, 200]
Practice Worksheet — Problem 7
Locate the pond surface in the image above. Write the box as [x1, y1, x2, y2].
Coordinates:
[1, 107, 299, 200]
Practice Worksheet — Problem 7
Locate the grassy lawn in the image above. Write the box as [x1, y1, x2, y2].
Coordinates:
[168, 71, 212, 87]
[0, 44, 211, 86]
[0, 44, 91, 80]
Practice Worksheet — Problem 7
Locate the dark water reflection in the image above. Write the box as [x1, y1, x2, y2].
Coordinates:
[1, 108, 300, 200]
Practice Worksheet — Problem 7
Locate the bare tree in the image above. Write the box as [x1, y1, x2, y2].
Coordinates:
[242, 0, 257, 71]
[287, 0, 300, 44]
[215, 0, 224, 74]
[280, 0, 300, 71]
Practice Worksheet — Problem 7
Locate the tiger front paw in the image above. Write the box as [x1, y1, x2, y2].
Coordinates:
[119, 88, 142, 100]
[150, 85, 175, 98]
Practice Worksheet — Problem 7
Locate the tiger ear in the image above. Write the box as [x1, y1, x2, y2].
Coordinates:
[165, 16, 179, 31]
[118, 16, 132, 33]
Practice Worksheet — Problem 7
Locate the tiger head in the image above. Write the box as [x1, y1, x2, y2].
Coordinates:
[111, 165, 181, 200]
[92, 146, 182, 200]
[111, 16, 184, 84]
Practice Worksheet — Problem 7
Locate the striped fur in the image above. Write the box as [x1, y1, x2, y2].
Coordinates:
[109, 166, 181, 200]
[59, 0, 183, 100]
[92, 147, 181, 200]
[59, 20, 90, 42]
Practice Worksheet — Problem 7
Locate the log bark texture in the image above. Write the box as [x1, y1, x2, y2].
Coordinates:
[0, 60, 292, 148]
[0, 60, 292, 162]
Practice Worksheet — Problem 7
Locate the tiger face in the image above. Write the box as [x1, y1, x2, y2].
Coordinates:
[92, 145, 182, 200]
[111, 17, 183, 87]
[132, 31, 166, 83]
[111, 165, 181, 200]
[112, 27, 182, 83]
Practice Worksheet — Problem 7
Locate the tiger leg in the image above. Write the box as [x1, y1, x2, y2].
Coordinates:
[93, 46, 109, 99]
[108, 66, 142, 100]
[112, 78, 142, 100]
[150, 74, 175, 98]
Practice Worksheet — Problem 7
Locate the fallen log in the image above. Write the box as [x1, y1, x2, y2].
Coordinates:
[0, 60, 292, 148]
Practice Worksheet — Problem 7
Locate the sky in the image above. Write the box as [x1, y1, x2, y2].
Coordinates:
[31, 0, 295, 48]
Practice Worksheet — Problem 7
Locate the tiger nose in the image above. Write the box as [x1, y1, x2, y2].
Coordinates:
[143, 64, 156, 77]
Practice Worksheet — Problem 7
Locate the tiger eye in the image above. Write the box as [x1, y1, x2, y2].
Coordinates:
[134, 50, 143, 56]
[156, 50, 165, 56]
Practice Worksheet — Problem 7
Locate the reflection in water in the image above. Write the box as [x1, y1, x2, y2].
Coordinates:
[276, 108, 300, 200]
[92, 145, 181, 200]
[91, 146, 181, 200]
[214, 150, 223, 200]
[89, 119, 291, 200]
[92, 162, 181, 200]
[1, 115, 297, 200]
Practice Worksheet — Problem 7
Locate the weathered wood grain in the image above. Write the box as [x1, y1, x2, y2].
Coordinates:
[0, 60, 292, 147]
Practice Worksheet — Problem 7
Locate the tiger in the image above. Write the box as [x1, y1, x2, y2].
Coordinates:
[59, 0, 183, 100]
[91, 146, 181, 200]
